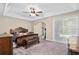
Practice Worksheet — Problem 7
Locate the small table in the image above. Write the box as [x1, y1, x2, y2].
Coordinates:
[69, 44, 79, 55]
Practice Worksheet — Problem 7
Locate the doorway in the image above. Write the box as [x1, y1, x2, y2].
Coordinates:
[34, 22, 46, 41]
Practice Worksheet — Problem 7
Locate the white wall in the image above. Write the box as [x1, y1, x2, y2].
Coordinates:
[0, 16, 32, 34]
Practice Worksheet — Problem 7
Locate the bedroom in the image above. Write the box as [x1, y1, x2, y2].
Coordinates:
[0, 3, 79, 55]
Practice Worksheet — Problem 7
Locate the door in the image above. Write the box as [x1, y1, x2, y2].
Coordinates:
[34, 22, 42, 39]
[34, 22, 46, 41]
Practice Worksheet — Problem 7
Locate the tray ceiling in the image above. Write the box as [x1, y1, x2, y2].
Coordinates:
[0, 3, 78, 21]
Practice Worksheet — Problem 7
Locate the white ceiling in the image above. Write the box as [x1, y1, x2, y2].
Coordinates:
[0, 3, 79, 21]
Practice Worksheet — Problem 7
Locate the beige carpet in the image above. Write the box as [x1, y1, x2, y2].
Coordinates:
[13, 40, 68, 55]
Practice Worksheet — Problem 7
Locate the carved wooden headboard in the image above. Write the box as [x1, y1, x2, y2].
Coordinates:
[15, 27, 28, 33]
[10, 27, 28, 34]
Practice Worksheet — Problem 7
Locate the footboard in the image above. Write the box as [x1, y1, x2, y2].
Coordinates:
[15, 34, 39, 48]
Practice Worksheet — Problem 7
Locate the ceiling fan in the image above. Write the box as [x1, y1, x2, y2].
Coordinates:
[23, 7, 43, 16]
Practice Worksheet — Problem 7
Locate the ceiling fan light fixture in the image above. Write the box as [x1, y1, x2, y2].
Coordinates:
[24, 5, 43, 16]
[30, 13, 36, 16]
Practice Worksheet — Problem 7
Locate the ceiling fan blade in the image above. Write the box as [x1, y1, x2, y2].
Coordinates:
[35, 13, 39, 16]
[23, 11, 30, 13]
[36, 11, 43, 13]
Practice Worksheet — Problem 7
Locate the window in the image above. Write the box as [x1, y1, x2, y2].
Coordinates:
[62, 17, 79, 36]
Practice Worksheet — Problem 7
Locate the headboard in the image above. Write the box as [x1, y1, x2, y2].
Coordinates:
[14, 27, 28, 33]
[10, 27, 28, 34]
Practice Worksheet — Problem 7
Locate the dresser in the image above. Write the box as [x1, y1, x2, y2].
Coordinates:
[0, 33, 13, 55]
